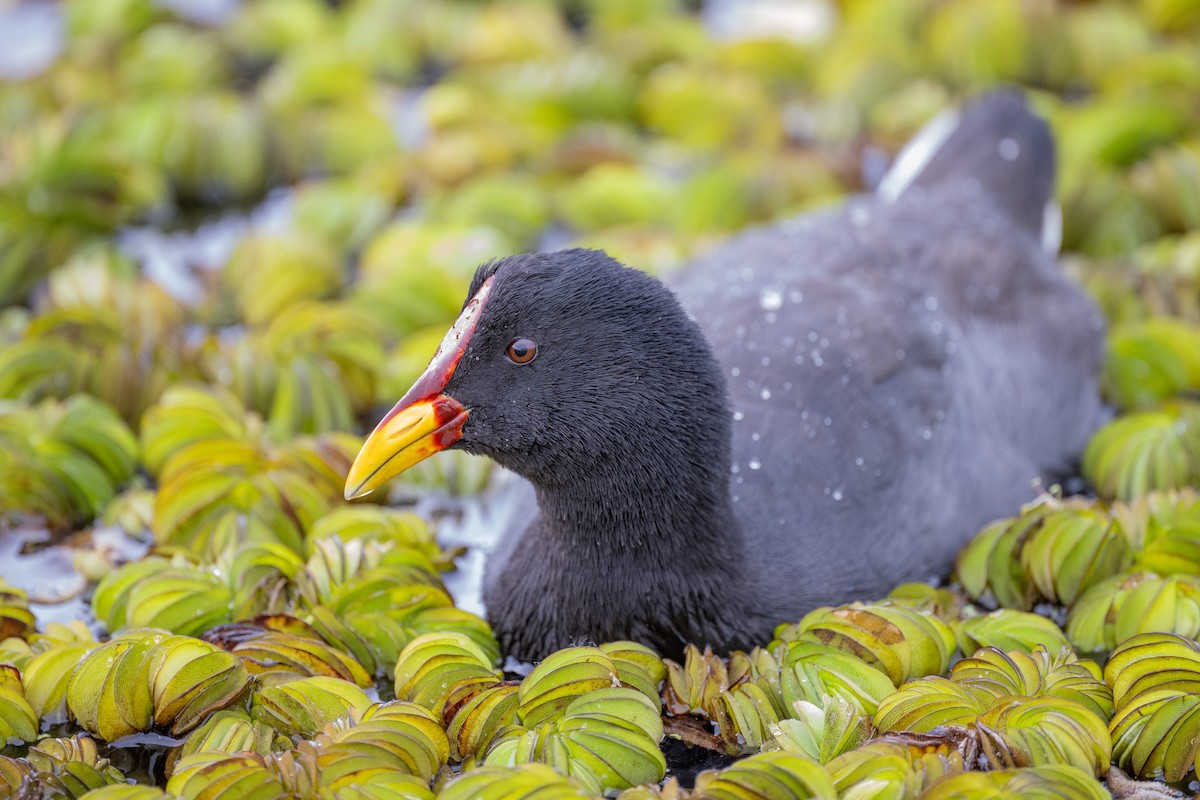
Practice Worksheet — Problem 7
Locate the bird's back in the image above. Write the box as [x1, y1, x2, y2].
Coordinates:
[668, 91, 1105, 619]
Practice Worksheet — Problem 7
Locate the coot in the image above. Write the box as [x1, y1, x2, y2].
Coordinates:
[346, 91, 1105, 660]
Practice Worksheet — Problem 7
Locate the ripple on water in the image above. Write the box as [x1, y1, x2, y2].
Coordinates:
[0, 3, 61, 80]
[421, 468, 530, 619]
[0, 522, 148, 633]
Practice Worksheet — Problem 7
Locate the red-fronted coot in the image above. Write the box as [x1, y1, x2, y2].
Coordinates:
[344, 91, 1105, 660]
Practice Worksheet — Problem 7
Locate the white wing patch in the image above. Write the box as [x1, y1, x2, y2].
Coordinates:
[1041, 201, 1062, 255]
[877, 109, 961, 203]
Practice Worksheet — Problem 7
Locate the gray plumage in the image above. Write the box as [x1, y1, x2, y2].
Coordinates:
[450, 91, 1106, 659]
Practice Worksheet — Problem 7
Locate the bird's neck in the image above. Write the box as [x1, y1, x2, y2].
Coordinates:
[533, 458, 744, 569]
[525, 454, 760, 654]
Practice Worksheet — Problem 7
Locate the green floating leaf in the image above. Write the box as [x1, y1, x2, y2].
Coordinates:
[66, 631, 251, 741]
[1068, 572, 1200, 656]
[920, 764, 1111, 799]
[828, 737, 964, 799]
[446, 682, 519, 763]
[173, 708, 281, 769]
[1020, 506, 1134, 607]
[222, 232, 342, 327]
[22, 637, 96, 722]
[0, 396, 138, 530]
[439, 763, 598, 800]
[776, 602, 957, 685]
[556, 163, 676, 232]
[0, 665, 38, 745]
[956, 501, 1132, 610]
[145, 386, 354, 559]
[313, 701, 450, 786]
[73, 786, 172, 800]
[26, 735, 127, 797]
[250, 676, 372, 739]
[600, 641, 666, 705]
[486, 689, 666, 794]
[0, 756, 33, 796]
[955, 507, 1052, 610]
[166, 751, 287, 800]
[780, 644, 897, 718]
[516, 647, 621, 729]
[1116, 489, 1200, 576]
[393, 631, 502, 718]
[0, 249, 187, 423]
[975, 696, 1112, 777]
[955, 610, 1071, 656]
[1084, 403, 1200, 502]
[0, 580, 35, 641]
[691, 751, 836, 800]
[100, 561, 233, 638]
[205, 618, 372, 688]
[430, 173, 550, 251]
[769, 695, 872, 765]
[1106, 632, 1200, 782]
[874, 677, 984, 734]
[1103, 318, 1200, 410]
[951, 646, 1113, 723]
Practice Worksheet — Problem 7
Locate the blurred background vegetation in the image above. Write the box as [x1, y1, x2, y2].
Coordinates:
[2, 0, 1200, 795]
[2, 0, 1200, 460]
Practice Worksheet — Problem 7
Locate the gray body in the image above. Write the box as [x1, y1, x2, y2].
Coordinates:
[477, 91, 1105, 656]
[672, 183, 1103, 621]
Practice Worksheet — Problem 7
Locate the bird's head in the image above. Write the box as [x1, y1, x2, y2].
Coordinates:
[344, 249, 728, 500]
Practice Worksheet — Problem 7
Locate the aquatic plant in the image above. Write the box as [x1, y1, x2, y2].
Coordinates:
[141, 386, 356, 557]
[20, 631, 97, 722]
[1103, 318, 1200, 410]
[0, 581, 35, 642]
[2, 0, 1200, 795]
[482, 687, 667, 793]
[205, 619, 373, 688]
[439, 763, 596, 800]
[62, 630, 249, 741]
[0, 664, 38, 745]
[827, 737, 965, 798]
[446, 681, 519, 764]
[1067, 572, 1200, 655]
[291, 166, 404, 252]
[250, 675, 372, 738]
[868, 644, 1113, 776]
[0, 117, 166, 305]
[920, 764, 1111, 800]
[0, 395, 137, 529]
[92, 556, 233, 637]
[768, 695, 872, 765]
[954, 609, 1072, 655]
[663, 641, 894, 756]
[165, 701, 446, 799]
[689, 751, 837, 800]
[200, 302, 388, 439]
[0, 248, 189, 423]
[426, 646, 670, 793]
[1083, 402, 1200, 501]
[955, 501, 1133, 610]
[352, 221, 510, 338]
[1116, 488, 1200, 575]
[393, 631, 502, 717]
[173, 708, 282, 767]
[24, 735, 127, 797]
[771, 601, 958, 685]
[220, 232, 343, 327]
[1106, 632, 1200, 782]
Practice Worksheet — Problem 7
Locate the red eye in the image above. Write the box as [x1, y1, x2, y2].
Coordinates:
[506, 338, 538, 364]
